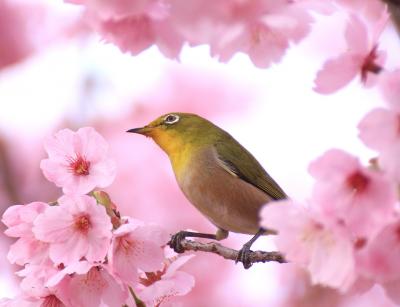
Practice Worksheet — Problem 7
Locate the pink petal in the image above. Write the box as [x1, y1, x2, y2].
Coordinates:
[140, 271, 195, 304]
[86, 0, 152, 20]
[164, 254, 195, 278]
[47, 261, 93, 287]
[247, 24, 288, 68]
[383, 279, 400, 305]
[40, 159, 73, 189]
[114, 234, 164, 275]
[111, 246, 139, 285]
[358, 108, 400, 151]
[67, 266, 128, 307]
[85, 234, 110, 263]
[43, 129, 75, 162]
[33, 207, 74, 243]
[96, 268, 128, 307]
[49, 233, 89, 265]
[132, 224, 169, 246]
[7, 237, 48, 265]
[308, 231, 355, 291]
[314, 53, 362, 94]
[380, 145, 400, 182]
[260, 201, 315, 264]
[379, 69, 400, 110]
[97, 15, 155, 55]
[345, 14, 368, 53]
[3, 202, 47, 238]
[153, 19, 184, 59]
[359, 222, 400, 283]
[308, 149, 359, 182]
[89, 158, 116, 188]
[76, 127, 109, 163]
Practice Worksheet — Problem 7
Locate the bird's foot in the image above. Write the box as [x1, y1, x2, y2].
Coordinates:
[236, 243, 253, 269]
[168, 231, 187, 253]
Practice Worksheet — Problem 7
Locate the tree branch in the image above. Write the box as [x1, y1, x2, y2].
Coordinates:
[179, 239, 286, 265]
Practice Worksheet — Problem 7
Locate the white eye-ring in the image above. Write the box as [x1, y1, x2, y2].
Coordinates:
[164, 114, 180, 125]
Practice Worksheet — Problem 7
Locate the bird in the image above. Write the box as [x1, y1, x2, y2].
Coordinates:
[127, 112, 287, 268]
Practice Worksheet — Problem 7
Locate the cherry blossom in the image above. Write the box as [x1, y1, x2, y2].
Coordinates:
[5, 258, 69, 306]
[72, 0, 163, 20]
[206, 0, 314, 68]
[75, 0, 184, 59]
[2, 123, 196, 306]
[308, 149, 397, 238]
[40, 127, 116, 195]
[171, 0, 325, 68]
[17, 260, 60, 299]
[32, 195, 112, 265]
[260, 200, 356, 291]
[358, 220, 400, 284]
[138, 254, 195, 306]
[2, 202, 49, 265]
[358, 69, 400, 182]
[108, 219, 168, 285]
[314, 12, 388, 94]
[67, 0, 331, 67]
[0, 0, 34, 70]
[47, 261, 128, 307]
[379, 69, 400, 108]
[336, 0, 387, 23]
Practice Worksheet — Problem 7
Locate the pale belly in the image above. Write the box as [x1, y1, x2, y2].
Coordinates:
[174, 150, 271, 235]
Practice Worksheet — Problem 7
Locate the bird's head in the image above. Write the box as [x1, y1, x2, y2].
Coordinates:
[127, 113, 216, 156]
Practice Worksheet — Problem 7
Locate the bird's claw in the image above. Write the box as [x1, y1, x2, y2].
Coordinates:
[236, 243, 253, 269]
[168, 231, 186, 253]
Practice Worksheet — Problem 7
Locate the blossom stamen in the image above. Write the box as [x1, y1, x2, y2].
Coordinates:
[68, 155, 91, 176]
[361, 45, 382, 83]
[74, 214, 91, 233]
[346, 171, 369, 193]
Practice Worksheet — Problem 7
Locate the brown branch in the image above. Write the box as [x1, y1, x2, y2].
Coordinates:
[179, 239, 286, 265]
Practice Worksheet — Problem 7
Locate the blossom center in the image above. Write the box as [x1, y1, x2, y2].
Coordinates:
[68, 155, 91, 176]
[354, 237, 367, 249]
[346, 171, 369, 193]
[42, 295, 63, 307]
[74, 214, 91, 233]
[361, 45, 382, 83]
[139, 269, 165, 287]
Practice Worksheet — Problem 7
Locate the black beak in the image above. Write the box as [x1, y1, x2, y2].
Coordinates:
[126, 126, 152, 135]
[126, 128, 144, 134]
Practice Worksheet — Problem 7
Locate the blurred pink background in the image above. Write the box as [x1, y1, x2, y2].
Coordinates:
[1, 0, 400, 306]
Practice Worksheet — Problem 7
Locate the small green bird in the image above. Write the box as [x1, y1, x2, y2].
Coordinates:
[127, 113, 286, 268]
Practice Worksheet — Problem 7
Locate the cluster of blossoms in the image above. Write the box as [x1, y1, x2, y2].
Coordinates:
[65, 0, 391, 91]
[260, 68, 400, 305]
[1, 127, 195, 307]
[66, 0, 333, 68]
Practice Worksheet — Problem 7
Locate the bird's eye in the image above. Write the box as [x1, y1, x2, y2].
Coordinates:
[164, 114, 179, 124]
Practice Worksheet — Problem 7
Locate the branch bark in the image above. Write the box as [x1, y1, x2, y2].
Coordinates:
[179, 239, 286, 265]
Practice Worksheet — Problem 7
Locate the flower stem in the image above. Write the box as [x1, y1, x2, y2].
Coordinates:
[129, 286, 146, 307]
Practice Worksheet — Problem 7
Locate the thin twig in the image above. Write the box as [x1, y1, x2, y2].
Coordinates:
[179, 239, 286, 265]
